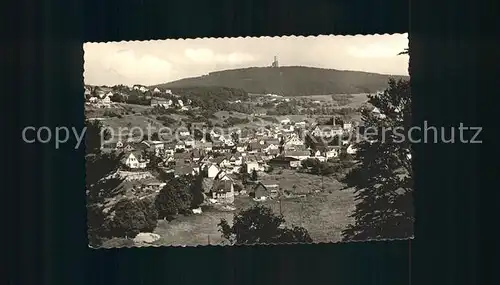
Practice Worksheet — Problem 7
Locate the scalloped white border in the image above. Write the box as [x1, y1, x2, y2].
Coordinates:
[84, 33, 413, 250]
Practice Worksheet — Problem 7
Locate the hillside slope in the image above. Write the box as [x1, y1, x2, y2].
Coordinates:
[153, 66, 408, 96]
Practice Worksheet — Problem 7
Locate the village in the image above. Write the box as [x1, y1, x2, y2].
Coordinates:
[85, 83, 384, 246]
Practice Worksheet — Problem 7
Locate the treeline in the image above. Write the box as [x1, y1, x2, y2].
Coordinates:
[110, 93, 150, 106]
[85, 120, 205, 247]
[154, 66, 408, 96]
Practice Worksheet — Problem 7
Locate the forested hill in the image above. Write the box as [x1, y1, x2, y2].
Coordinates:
[152, 66, 409, 96]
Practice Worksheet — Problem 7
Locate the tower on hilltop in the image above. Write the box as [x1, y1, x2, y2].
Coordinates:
[271, 56, 279, 68]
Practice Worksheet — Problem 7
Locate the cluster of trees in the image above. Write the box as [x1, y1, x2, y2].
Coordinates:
[341, 78, 413, 241]
[110, 93, 151, 105]
[299, 158, 336, 176]
[218, 204, 313, 245]
[266, 102, 299, 116]
[85, 120, 160, 246]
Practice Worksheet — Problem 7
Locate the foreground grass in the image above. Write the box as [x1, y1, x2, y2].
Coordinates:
[151, 187, 354, 246]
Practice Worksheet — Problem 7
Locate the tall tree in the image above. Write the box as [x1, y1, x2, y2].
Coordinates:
[251, 169, 258, 181]
[230, 132, 240, 144]
[85, 120, 125, 246]
[85, 120, 110, 154]
[218, 204, 312, 245]
[304, 133, 317, 151]
[154, 177, 193, 219]
[341, 78, 413, 241]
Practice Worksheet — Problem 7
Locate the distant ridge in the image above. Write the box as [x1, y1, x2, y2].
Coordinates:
[152, 66, 409, 96]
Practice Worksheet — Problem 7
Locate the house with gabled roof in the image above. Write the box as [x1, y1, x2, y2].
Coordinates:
[250, 181, 279, 200]
[121, 150, 148, 169]
[207, 164, 221, 178]
[312, 125, 343, 137]
[210, 170, 235, 204]
[284, 150, 311, 161]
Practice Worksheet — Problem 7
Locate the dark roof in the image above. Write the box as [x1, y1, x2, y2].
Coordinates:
[265, 139, 280, 145]
[213, 180, 233, 193]
[316, 125, 343, 130]
[266, 149, 280, 155]
[249, 142, 263, 149]
[285, 150, 310, 156]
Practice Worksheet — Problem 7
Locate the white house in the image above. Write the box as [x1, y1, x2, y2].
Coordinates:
[177, 100, 184, 107]
[280, 118, 291, 125]
[207, 165, 221, 178]
[343, 122, 353, 131]
[165, 89, 172, 94]
[125, 153, 141, 169]
[153, 87, 161, 93]
[312, 125, 343, 137]
[347, 144, 357, 155]
[139, 86, 149, 93]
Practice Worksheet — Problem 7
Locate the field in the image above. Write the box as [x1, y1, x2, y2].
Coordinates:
[149, 188, 355, 246]
[145, 170, 355, 246]
[257, 169, 345, 193]
[294, 93, 370, 108]
[333, 93, 370, 109]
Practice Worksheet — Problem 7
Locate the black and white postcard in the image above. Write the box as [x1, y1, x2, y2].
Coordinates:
[84, 34, 413, 248]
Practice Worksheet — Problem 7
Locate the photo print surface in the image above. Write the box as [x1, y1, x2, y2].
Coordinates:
[84, 34, 413, 248]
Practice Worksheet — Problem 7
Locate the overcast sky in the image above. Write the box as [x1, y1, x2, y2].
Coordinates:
[84, 33, 408, 86]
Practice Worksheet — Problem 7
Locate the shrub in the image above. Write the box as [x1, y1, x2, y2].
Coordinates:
[104, 198, 158, 238]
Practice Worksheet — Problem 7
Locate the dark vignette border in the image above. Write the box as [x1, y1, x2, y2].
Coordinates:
[4, 0, 481, 284]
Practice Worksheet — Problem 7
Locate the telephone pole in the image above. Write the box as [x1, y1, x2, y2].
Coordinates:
[321, 167, 324, 192]
[207, 234, 210, 245]
[278, 188, 283, 215]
